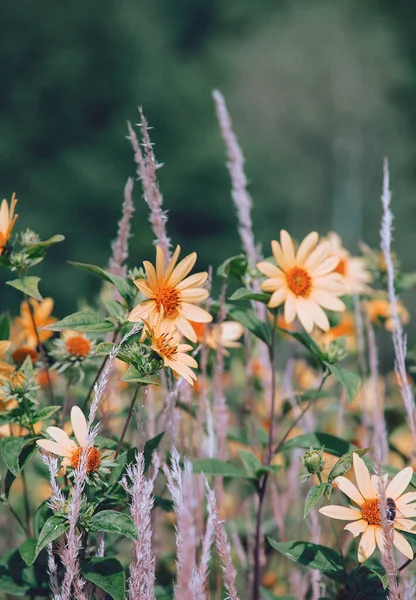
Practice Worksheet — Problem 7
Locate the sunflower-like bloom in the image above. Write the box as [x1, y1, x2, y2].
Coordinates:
[257, 231, 345, 332]
[128, 246, 212, 342]
[190, 321, 245, 354]
[148, 317, 198, 385]
[325, 232, 372, 294]
[0, 193, 18, 255]
[319, 453, 416, 562]
[365, 296, 410, 332]
[37, 406, 102, 475]
[13, 298, 56, 348]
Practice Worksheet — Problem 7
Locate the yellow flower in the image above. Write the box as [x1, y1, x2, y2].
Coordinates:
[319, 453, 416, 562]
[325, 232, 372, 294]
[0, 193, 18, 255]
[0, 341, 14, 379]
[190, 320, 244, 353]
[257, 230, 345, 332]
[128, 245, 212, 342]
[148, 317, 198, 386]
[37, 406, 101, 474]
[365, 297, 409, 331]
[13, 298, 57, 348]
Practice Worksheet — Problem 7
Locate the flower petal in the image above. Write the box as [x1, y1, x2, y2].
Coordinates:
[310, 290, 345, 312]
[385, 467, 414, 501]
[280, 230, 296, 267]
[319, 505, 362, 520]
[353, 453, 373, 500]
[269, 288, 287, 308]
[394, 518, 416, 532]
[37, 439, 73, 458]
[296, 232, 319, 266]
[311, 256, 341, 277]
[358, 524, 377, 562]
[46, 426, 75, 450]
[396, 492, 416, 508]
[155, 245, 167, 278]
[257, 261, 281, 278]
[176, 272, 208, 291]
[180, 303, 212, 323]
[71, 406, 88, 446]
[164, 246, 181, 281]
[344, 519, 368, 537]
[393, 529, 414, 560]
[333, 476, 364, 506]
[284, 294, 296, 323]
[169, 253, 197, 287]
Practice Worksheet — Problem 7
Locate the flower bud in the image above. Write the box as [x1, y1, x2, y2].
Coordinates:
[303, 448, 325, 475]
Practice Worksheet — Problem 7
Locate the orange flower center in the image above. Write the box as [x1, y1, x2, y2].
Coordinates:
[12, 346, 39, 365]
[70, 446, 101, 473]
[154, 333, 178, 360]
[65, 336, 91, 357]
[286, 267, 312, 298]
[361, 498, 381, 525]
[155, 286, 180, 316]
[335, 258, 346, 276]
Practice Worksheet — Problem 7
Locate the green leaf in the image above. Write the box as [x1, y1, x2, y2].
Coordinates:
[6, 277, 43, 301]
[0, 437, 28, 476]
[81, 557, 126, 600]
[228, 307, 271, 345]
[256, 464, 281, 476]
[120, 365, 159, 385]
[0, 312, 10, 340]
[304, 483, 330, 518]
[279, 329, 325, 362]
[30, 406, 61, 423]
[35, 515, 69, 562]
[325, 363, 361, 403]
[229, 288, 270, 303]
[103, 299, 126, 320]
[144, 432, 165, 471]
[4, 439, 40, 497]
[328, 448, 371, 484]
[0, 569, 30, 595]
[217, 254, 248, 280]
[95, 341, 116, 356]
[33, 501, 53, 537]
[90, 510, 138, 540]
[192, 458, 248, 478]
[239, 450, 263, 478]
[25, 234, 65, 257]
[69, 261, 134, 302]
[268, 538, 345, 582]
[279, 432, 354, 457]
[18, 539, 37, 567]
[45, 310, 116, 333]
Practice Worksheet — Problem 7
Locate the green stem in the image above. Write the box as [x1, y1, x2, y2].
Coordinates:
[6, 501, 30, 536]
[81, 328, 120, 412]
[114, 384, 141, 459]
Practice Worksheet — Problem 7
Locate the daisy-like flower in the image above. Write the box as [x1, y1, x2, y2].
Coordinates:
[319, 453, 416, 562]
[325, 232, 372, 295]
[257, 230, 345, 332]
[148, 317, 198, 385]
[0, 193, 18, 255]
[190, 320, 244, 354]
[365, 296, 410, 332]
[37, 406, 114, 481]
[0, 341, 14, 379]
[128, 245, 212, 342]
[13, 298, 57, 348]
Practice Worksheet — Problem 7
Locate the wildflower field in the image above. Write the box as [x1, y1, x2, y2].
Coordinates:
[2, 94, 416, 600]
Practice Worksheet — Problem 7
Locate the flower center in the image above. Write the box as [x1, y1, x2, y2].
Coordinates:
[361, 498, 381, 525]
[286, 267, 312, 298]
[12, 346, 39, 365]
[70, 446, 101, 474]
[65, 336, 91, 357]
[154, 333, 178, 360]
[155, 287, 180, 316]
[335, 258, 346, 276]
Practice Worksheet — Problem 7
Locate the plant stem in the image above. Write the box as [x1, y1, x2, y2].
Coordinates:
[26, 296, 55, 405]
[21, 470, 33, 537]
[114, 384, 141, 459]
[81, 328, 120, 412]
[6, 501, 30, 536]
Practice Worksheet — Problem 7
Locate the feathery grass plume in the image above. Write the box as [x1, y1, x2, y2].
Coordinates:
[122, 451, 160, 600]
[205, 479, 240, 600]
[108, 176, 135, 278]
[353, 294, 371, 447]
[163, 449, 197, 598]
[127, 109, 170, 260]
[195, 499, 215, 593]
[214, 274, 229, 462]
[46, 545, 60, 600]
[403, 574, 416, 599]
[366, 316, 389, 462]
[310, 507, 322, 600]
[380, 158, 416, 451]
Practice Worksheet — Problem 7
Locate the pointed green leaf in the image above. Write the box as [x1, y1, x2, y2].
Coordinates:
[6, 277, 42, 301]
[228, 307, 271, 345]
[279, 432, 354, 457]
[35, 515, 69, 562]
[217, 254, 248, 280]
[304, 483, 330, 518]
[279, 329, 325, 362]
[230, 288, 270, 303]
[45, 310, 116, 333]
[120, 365, 159, 385]
[325, 363, 361, 403]
[268, 538, 345, 582]
[90, 510, 138, 540]
[18, 538, 37, 567]
[25, 234, 65, 258]
[4, 439, 40, 497]
[239, 450, 263, 478]
[69, 262, 133, 302]
[81, 557, 126, 600]
[0, 437, 27, 477]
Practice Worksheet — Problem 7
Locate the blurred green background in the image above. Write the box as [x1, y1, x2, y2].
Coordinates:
[2, 0, 416, 322]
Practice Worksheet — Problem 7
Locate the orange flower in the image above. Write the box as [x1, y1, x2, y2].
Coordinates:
[128, 245, 212, 342]
[190, 320, 244, 353]
[365, 297, 409, 331]
[257, 231, 345, 332]
[13, 298, 56, 348]
[62, 331, 92, 358]
[0, 341, 14, 379]
[325, 232, 372, 294]
[0, 193, 18, 255]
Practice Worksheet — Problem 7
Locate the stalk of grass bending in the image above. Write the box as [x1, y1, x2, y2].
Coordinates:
[25, 296, 55, 405]
[114, 384, 142, 460]
[127, 110, 170, 261]
[81, 327, 120, 412]
[108, 176, 135, 278]
[380, 158, 416, 454]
